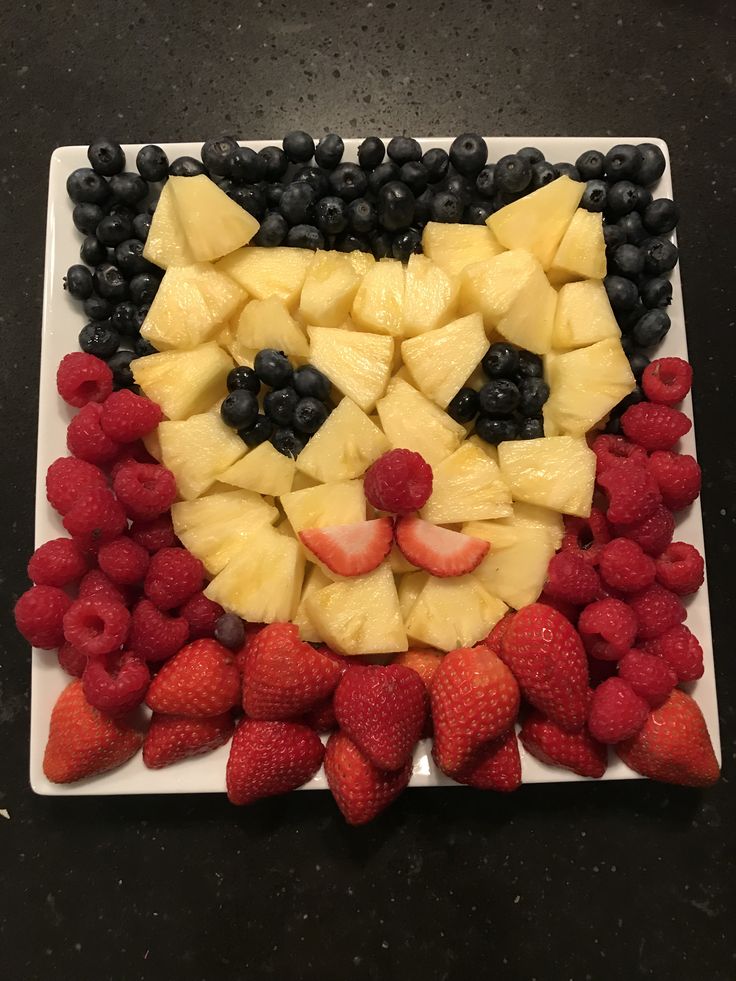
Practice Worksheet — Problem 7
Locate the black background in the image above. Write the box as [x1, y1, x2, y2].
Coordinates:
[1, 2, 735, 979]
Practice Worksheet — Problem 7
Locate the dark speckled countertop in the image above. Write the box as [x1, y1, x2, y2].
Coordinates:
[1, 2, 735, 979]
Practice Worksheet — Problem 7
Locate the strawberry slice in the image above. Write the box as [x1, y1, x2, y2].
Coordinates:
[299, 518, 393, 577]
[394, 515, 489, 577]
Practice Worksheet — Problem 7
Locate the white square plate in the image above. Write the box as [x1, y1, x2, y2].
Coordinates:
[30, 137, 721, 795]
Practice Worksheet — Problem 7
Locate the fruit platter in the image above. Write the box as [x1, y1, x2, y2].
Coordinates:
[19, 133, 721, 822]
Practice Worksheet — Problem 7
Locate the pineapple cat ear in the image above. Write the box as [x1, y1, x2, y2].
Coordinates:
[132, 343, 233, 420]
[300, 252, 361, 329]
[498, 435, 597, 518]
[307, 326, 394, 414]
[401, 254, 459, 338]
[169, 174, 259, 262]
[351, 260, 405, 337]
[422, 222, 505, 279]
[401, 313, 487, 409]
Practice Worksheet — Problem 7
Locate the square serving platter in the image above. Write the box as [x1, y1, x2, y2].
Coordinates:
[30, 137, 721, 795]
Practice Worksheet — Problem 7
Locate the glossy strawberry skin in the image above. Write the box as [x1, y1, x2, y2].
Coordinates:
[145, 639, 240, 717]
[453, 727, 522, 791]
[520, 710, 608, 778]
[324, 731, 412, 825]
[143, 712, 234, 769]
[226, 719, 325, 806]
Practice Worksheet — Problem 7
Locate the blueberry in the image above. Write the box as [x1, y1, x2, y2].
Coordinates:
[603, 224, 626, 250]
[581, 180, 607, 212]
[111, 300, 139, 337]
[447, 387, 479, 423]
[132, 213, 152, 242]
[640, 276, 673, 309]
[220, 390, 259, 430]
[517, 147, 545, 166]
[399, 161, 429, 195]
[615, 386, 646, 416]
[67, 168, 109, 205]
[554, 162, 582, 181]
[604, 275, 638, 312]
[617, 211, 647, 245]
[414, 186, 431, 226]
[479, 379, 520, 415]
[642, 236, 678, 274]
[240, 414, 273, 448]
[347, 198, 376, 234]
[464, 203, 493, 224]
[617, 301, 646, 333]
[147, 198, 159, 215]
[530, 161, 558, 190]
[387, 136, 422, 165]
[620, 333, 636, 356]
[575, 150, 605, 181]
[606, 181, 639, 216]
[634, 186, 653, 212]
[79, 320, 119, 358]
[430, 191, 463, 223]
[605, 415, 623, 435]
[444, 174, 474, 206]
[84, 293, 113, 321]
[228, 185, 266, 220]
[314, 195, 347, 236]
[377, 181, 415, 231]
[635, 143, 666, 187]
[136, 144, 169, 182]
[214, 613, 246, 651]
[509, 157, 547, 190]
[253, 212, 288, 247]
[421, 147, 449, 183]
[255, 349, 293, 388]
[643, 198, 679, 235]
[265, 183, 285, 208]
[64, 264, 94, 300]
[271, 427, 307, 459]
[516, 350, 544, 379]
[286, 224, 324, 250]
[336, 233, 370, 253]
[73, 202, 105, 235]
[293, 365, 331, 400]
[263, 387, 298, 426]
[283, 130, 315, 164]
[475, 415, 518, 445]
[604, 144, 643, 181]
[279, 183, 316, 225]
[314, 133, 344, 170]
[633, 309, 671, 348]
[168, 156, 207, 177]
[357, 137, 385, 170]
[627, 350, 650, 381]
[293, 396, 328, 434]
[134, 336, 157, 358]
[229, 146, 265, 184]
[201, 136, 239, 176]
[518, 417, 545, 440]
[329, 162, 368, 202]
[518, 377, 550, 417]
[367, 161, 400, 195]
[259, 146, 288, 181]
[476, 165, 496, 199]
[87, 139, 125, 177]
[227, 365, 260, 395]
[392, 227, 422, 262]
[449, 133, 488, 175]
[107, 349, 136, 390]
[482, 342, 519, 379]
[129, 272, 159, 306]
[611, 243, 645, 278]
[108, 172, 148, 205]
[291, 166, 329, 198]
[371, 231, 394, 259]
[93, 262, 128, 301]
[114, 239, 152, 278]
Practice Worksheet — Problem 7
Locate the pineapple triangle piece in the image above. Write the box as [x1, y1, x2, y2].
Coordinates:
[405, 574, 507, 652]
[236, 297, 309, 359]
[131, 342, 233, 420]
[143, 180, 194, 269]
[401, 253, 459, 338]
[281, 480, 366, 534]
[422, 222, 505, 279]
[293, 564, 332, 642]
[305, 562, 407, 655]
[159, 413, 246, 501]
[397, 570, 429, 623]
[552, 279, 620, 350]
[351, 259, 405, 337]
[498, 435, 596, 517]
[346, 251, 376, 277]
[401, 313, 488, 408]
[307, 326, 394, 412]
[376, 376, 465, 467]
[459, 249, 545, 331]
[421, 440, 512, 524]
[496, 502, 564, 550]
[548, 209, 606, 284]
[216, 247, 313, 309]
[496, 271, 557, 355]
[299, 251, 361, 328]
[463, 520, 556, 610]
[169, 175, 259, 262]
[218, 440, 296, 497]
[296, 397, 389, 483]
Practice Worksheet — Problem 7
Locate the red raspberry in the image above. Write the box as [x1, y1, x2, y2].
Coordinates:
[46, 457, 108, 515]
[655, 541, 704, 595]
[560, 508, 611, 565]
[129, 598, 190, 662]
[641, 624, 704, 682]
[647, 451, 701, 511]
[62, 596, 131, 658]
[597, 462, 661, 525]
[544, 551, 600, 605]
[537, 591, 579, 624]
[56, 352, 113, 408]
[613, 504, 675, 557]
[78, 569, 129, 606]
[62, 486, 127, 552]
[587, 677, 649, 744]
[578, 598, 637, 661]
[100, 390, 163, 443]
[364, 449, 433, 514]
[591, 434, 648, 477]
[109, 441, 158, 480]
[598, 538, 656, 593]
[618, 649, 677, 708]
[587, 655, 618, 688]
[67, 402, 121, 465]
[113, 462, 177, 521]
[144, 547, 204, 611]
[14, 585, 71, 649]
[57, 641, 87, 677]
[628, 583, 686, 640]
[27, 537, 88, 587]
[621, 402, 692, 451]
[180, 592, 224, 639]
[97, 536, 150, 586]
[82, 651, 150, 716]
[129, 514, 177, 553]
[641, 357, 692, 407]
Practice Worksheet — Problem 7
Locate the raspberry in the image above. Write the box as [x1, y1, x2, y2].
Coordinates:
[180, 592, 224, 639]
[57, 641, 87, 677]
[641, 357, 692, 407]
[100, 390, 163, 443]
[537, 591, 579, 623]
[628, 583, 686, 640]
[129, 599, 190, 662]
[109, 441, 159, 480]
[62, 487, 127, 552]
[598, 538, 656, 593]
[97, 536, 150, 585]
[587, 677, 650, 744]
[544, 551, 600, 605]
[641, 624, 704, 682]
[129, 514, 177, 553]
[144, 547, 204, 611]
[67, 402, 121, 465]
[613, 504, 675, 557]
[78, 569, 129, 606]
[113, 462, 177, 521]
[618, 649, 677, 708]
[578, 598, 637, 661]
[363, 449, 433, 514]
[621, 402, 692, 451]
[587, 656, 618, 688]
[647, 451, 701, 511]
[560, 508, 611, 565]
[597, 462, 661, 525]
[14, 585, 71, 649]
[27, 537, 88, 587]
[82, 651, 150, 716]
[655, 541, 704, 595]
[56, 352, 113, 408]
[46, 456, 108, 515]
[590, 434, 648, 477]
[62, 597, 131, 658]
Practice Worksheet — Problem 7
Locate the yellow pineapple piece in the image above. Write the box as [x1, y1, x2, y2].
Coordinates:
[159, 413, 245, 501]
[548, 209, 606, 283]
[398, 570, 428, 621]
[405, 575, 507, 652]
[299, 251, 361, 328]
[401, 253, 459, 338]
[459, 249, 545, 332]
[376, 376, 465, 467]
[296, 397, 389, 483]
[401, 313, 488, 408]
[142, 180, 194, 269]
[422, 222, 505, 278]
[497, 502, 564, 550]
[281, 480, 366, 534]
[497, 272, 557, 355]
[215, 318, 239, 357]
[351, 259, 405, 337]
[421, 440, 512, 523]
[132, 342, 233, 420]
[169, 175, 259, 262]
[142, 428, 162, 462]
[552, 279, 620, 349]
[498, 435, 596, 517]
[307, 326, 393, 412]
[464, 521, 556, 609]
[293, 565, 332, 642]
[467, 434, 499, 465]
[291, 471, 320, 492]
[346, 251, 376, 277]
[236, 296, 309, 359]
[217, 247, 313, 309]
[218, 440, 296, 497]
[389, 544, 418, 575]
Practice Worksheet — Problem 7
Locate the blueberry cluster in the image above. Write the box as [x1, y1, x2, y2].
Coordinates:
[448, 342, 550, 444]
[220, 352, 331, 458]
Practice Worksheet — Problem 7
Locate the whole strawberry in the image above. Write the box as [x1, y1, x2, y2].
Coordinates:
[143, 713, 234, 769]
[324, 730, 412, 825]
[226, 719, 325, 805]
[519, 710, 608, 778]
[145, 639, 240, 717]
[453, 728, 522, 791]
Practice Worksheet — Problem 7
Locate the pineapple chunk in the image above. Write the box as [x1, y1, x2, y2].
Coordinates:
[219, 440, 296, 497]
[217, 247, 313, 309]
[459, 250, 545, 332]
[307, 326, 393, 412]
[548, 209, 606, 283]
[142, 428, 162, 462]
[351, 259, 405, 337]
[552, 279, 620, 350]
[305, 563, 407, 655]
[422, 222, 505, 278]
[544, 337, 635, 436]
[169, 175, 259, 262]
[401, 254, 459, 338]
[236, 297, 309, 359]
[143, 179, 194, 269]
[346, 251, 376, 277]
[293, 565, 332, 642]
[389, 544, 418, 575]
[291, 471, 320, 492]
[405, 575, 507, 652]
[421, 441, 512, 524]
[497, 271, 557, 355]
[299, 251, 361, 328]
[497, 502, 564, 550]
[498, 435, 596, 517]
[140, 263, 245, 351]
[398, 570, 428, 622]
[464, 521, 556, 610]
[296, 397, 390, 483]
[216, 319, 239, 357]
[159, 413, 245, 501]
[376, 376, 465, 467]
[132, 342, 233, 420]
[281, 480, 366, 534]
[401, 313, 488, 408]
[205, 525, 305, 623]
[467, 433, 498, 465]
[488, 176, 585, 269]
